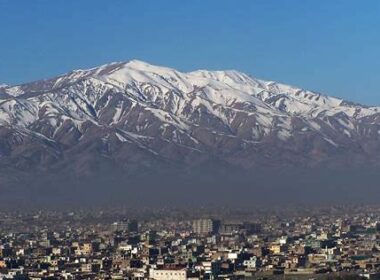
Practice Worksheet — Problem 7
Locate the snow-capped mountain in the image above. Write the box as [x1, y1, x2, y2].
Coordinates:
[0, 60, 379, 181]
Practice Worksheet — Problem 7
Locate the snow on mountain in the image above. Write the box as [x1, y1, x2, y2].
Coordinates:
[0, 60, 379, 179]
[190, 69, 379, 118]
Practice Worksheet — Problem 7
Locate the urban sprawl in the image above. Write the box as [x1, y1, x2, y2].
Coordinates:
[0, 206, 380, 279]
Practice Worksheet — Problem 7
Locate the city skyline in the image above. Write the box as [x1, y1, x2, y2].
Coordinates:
[1, 205, 380, 279]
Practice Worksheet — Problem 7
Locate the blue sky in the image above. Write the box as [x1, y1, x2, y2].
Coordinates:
[0, 0, 380, 105]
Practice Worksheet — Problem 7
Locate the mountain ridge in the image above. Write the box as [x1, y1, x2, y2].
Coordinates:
[0, 60, 379, 184]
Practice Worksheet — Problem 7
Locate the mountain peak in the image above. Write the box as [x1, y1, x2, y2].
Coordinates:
[125, 59, 153, 68]
[124, 59, 181, 75]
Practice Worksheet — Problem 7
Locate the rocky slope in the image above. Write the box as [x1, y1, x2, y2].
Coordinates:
[0, 60, 379, 183]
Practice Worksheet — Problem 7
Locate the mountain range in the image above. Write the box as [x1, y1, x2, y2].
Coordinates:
[0, 60, 379, 186]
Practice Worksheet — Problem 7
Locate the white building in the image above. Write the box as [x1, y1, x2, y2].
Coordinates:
[150, 268, 187, 280]
[192, 219, 214, 234]
[243, 256, 258, 269]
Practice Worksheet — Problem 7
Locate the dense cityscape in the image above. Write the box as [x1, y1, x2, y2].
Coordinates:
[1, 206, 380, 279]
